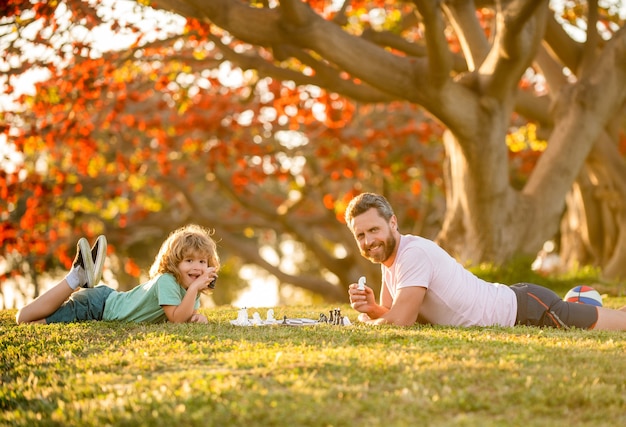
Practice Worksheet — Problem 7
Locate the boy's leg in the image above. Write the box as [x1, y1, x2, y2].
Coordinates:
[15, 238, 93, 324]
[15, 279, 75, 324]
[70, 238, 94, 288]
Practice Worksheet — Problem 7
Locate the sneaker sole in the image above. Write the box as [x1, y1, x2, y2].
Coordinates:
[77, 238, 95, 287]
[91, 235, 107, 286]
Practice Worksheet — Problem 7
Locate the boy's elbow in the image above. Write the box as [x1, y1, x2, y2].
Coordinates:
[165, 314, 193, 324]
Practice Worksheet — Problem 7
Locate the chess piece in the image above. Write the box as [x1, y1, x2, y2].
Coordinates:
[266, 308, 275, 322]
[252, 312, 262, 326]
[235, 307, 249, 326]
[358, 276, 366, 291]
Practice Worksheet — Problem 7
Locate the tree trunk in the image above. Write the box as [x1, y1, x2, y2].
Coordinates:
[561, 130, 626, 281]
[437, 78, 621, 268]
[437, 128, 546, 265]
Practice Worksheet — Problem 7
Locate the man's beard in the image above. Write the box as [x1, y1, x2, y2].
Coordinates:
[362, 233, 396, 264]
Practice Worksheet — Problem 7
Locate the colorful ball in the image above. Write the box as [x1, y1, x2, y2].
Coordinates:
[564, 285, 603, 307]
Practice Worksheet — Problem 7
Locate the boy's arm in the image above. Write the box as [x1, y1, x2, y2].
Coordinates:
[162, 289, 200, 323]
[162, 272, 213, 323]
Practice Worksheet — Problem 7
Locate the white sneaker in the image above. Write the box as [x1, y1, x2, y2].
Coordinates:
[72, 238, 94, 288]
[89, 235, 107, 287]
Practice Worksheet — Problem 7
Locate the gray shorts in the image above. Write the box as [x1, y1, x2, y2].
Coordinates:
[46, 286, 115, 323]
[510, 283, 598, 329]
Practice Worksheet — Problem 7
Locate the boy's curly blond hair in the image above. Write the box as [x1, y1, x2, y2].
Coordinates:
[149, 224, 220, 285]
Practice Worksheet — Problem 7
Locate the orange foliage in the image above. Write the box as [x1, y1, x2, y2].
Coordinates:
[1, 0, 448, 285]
[411, 180, 422, 196]
[323, 194, 335, 210]
[124, 258, 141, 278]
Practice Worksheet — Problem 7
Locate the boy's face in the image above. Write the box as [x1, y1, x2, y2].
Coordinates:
[177, 252, 209, 289]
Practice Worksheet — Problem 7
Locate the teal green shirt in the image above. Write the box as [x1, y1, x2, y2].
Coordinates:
[102, 273, 200, 323]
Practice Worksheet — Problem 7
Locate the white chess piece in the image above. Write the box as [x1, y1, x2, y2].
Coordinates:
[252, 312, 262, 326]
[357, 276, 366, 291]
[266, 309, 275, 323]
[236, 307, 249, 326]
[342, 316, 352, 326]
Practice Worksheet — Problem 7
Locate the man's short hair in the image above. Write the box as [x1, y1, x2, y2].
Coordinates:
[345, 193, 395, 225]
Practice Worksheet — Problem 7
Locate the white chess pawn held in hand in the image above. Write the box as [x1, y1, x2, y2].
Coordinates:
[357, 276, 366, 291]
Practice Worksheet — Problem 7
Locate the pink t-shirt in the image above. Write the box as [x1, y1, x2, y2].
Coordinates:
[383, 235, 517, 327]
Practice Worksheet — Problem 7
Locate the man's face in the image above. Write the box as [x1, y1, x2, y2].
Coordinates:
[350, 208, 397, 264]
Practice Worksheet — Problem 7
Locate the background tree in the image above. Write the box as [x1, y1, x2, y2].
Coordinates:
[2, 0, 625, 307]
[143, 0, 626, 280]
[0, 0, 445, 305]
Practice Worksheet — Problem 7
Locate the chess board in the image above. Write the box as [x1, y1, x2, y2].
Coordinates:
[230, 308, 350, 327]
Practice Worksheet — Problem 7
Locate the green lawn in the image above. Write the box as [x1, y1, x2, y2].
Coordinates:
[1, 303, 625, 427]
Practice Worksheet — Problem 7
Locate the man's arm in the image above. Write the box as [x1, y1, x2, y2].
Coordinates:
[383, 286, 426, 325]
[360, 286, 427, 326]
[380, 280, 392, 307]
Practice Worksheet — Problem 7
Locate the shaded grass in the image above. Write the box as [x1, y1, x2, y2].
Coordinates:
[470, 256, 626, 298]
[1, 303, 625, 427]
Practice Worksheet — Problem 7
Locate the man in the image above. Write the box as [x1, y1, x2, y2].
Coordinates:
[346, 192, 626, 330]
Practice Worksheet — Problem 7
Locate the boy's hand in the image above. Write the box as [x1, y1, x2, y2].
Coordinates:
[191, 268, 218, 292]
[189, 313, 208, 323]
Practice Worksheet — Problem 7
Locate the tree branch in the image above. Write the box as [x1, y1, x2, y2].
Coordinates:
[413, 0, 453, 86]
[580, 0, 600, 78]
[481, 0, 548, 100]
[525, 27, 626, 207]
[543, 12, 583, 73]
[216, 232, 347, 301]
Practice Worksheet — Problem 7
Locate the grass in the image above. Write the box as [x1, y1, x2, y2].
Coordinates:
[1, 301, 626, 427]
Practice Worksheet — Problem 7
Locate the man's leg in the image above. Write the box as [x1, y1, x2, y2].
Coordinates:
[592, 306, 626, 331]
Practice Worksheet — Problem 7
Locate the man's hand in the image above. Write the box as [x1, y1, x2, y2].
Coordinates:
[348, 283, 390, 321]
[348, 283, 377, 313]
